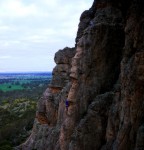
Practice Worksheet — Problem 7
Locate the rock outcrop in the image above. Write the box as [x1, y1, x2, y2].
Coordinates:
[18, 0, 144, 149]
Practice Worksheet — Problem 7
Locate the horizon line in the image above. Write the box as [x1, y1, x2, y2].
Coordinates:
[0, 71, 52, 73]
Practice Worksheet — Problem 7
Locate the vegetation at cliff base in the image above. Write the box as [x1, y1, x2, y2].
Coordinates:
[0, 72, 51, 149]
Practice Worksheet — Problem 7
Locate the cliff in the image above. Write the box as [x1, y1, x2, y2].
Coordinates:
[18, 0, 144, 149]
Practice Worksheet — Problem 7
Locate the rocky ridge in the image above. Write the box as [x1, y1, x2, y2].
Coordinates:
[18, 0, 144, 149]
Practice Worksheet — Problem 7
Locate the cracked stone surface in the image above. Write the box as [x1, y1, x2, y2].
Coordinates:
[17, 0, 144, 150]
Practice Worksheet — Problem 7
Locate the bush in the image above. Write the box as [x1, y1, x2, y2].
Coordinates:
[0, 140, 13, 150]
[0, 145, 13, 150]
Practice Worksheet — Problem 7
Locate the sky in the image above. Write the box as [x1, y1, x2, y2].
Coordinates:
[0, 0, 93, 72]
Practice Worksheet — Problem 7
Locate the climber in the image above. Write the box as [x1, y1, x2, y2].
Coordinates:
[89, 20, 94, 26]
[65, 99, 69, 111]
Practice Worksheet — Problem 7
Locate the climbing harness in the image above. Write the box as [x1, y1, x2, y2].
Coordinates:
[65, 99, 69, 110]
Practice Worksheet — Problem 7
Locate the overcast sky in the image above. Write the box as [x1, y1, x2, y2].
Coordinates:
[0, 0, 93, 72]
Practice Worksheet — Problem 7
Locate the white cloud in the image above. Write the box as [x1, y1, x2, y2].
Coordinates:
[0, 25, 10, 30]
[0, 0, 38, 17]
[42, 0, 58, 7]
[0, 41, 9, 47]
[0, 0, 93, 72]
[0, 40, 21, 47]
[0, 56, 11, 59]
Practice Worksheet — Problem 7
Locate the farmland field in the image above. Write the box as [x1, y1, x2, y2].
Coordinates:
[0, 83, 24, 91]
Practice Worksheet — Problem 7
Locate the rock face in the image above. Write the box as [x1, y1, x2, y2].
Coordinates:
[18, 0, 144, 150]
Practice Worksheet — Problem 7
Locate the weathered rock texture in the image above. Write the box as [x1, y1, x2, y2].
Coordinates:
[18, 0, 144, 149]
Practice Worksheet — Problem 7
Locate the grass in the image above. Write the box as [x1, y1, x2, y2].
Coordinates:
[0, 83, 24, 92]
